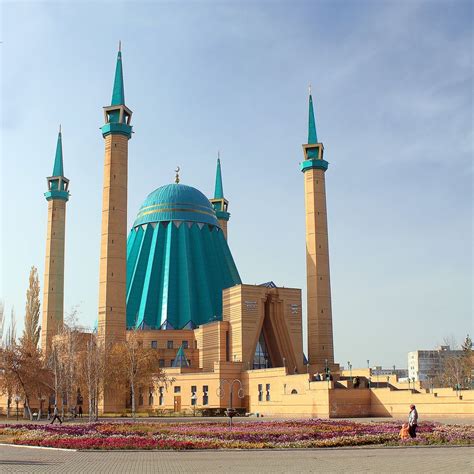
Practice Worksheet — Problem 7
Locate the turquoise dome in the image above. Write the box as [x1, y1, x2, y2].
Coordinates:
[133, 183, 218, 227]
[126, 183, 241, 330]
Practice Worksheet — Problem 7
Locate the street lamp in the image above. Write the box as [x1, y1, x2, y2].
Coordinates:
[217, 379, 244, 428]
[14, 395, 20, 421]
[367, 359, 370, 369]
[347, 361, 352, 380]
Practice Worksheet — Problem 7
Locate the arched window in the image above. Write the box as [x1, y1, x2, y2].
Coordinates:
[291, 389, 298, 395]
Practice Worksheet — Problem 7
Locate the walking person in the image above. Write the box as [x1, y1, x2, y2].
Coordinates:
[78, 405, 83, 418]
[50, 405, 62, 425]
[408, 404, 418, 438]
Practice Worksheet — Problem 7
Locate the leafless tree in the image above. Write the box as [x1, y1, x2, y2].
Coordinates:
[79, 332, 106, 421]
[108, 329, 168, 418]
[21, 266, 41, 347]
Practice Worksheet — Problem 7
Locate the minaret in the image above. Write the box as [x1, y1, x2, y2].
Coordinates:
[97, 43, 133, 347]
[210, 154, 230, 239]
[41, 126, 70, 355]
[301, 88, 334, 367]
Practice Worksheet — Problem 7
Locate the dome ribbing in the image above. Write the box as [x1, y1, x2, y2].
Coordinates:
[126, 183, 241, 330]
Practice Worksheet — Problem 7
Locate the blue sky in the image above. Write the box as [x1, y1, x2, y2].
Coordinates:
[1, 1, 472, 368]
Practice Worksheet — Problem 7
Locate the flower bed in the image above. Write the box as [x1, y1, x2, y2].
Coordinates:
[1, 419, 472, 450]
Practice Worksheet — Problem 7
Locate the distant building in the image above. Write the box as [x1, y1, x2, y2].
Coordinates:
[408, 346, 463, 382]
[371, 367, 408, 378]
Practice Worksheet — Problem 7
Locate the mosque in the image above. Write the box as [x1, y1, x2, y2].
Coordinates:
[39, 45, 339, 416]
[27, 46, 474, 420]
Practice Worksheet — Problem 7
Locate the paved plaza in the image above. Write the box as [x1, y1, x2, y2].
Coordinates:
[0, 445, 472, 473]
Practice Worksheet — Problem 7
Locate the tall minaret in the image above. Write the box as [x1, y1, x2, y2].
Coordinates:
[210, 154, 230, 239]
[41, 127, 70, 355]
[301, 88, 334, 367]
[97, 43, 132, 347]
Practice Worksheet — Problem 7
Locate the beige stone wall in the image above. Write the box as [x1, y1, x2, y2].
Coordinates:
[41, 199, 66, 354]
[194, 321, 229, 371]
[135, 329, 199, 368]
[304, 167, 334, 367]
[98, 134, 129, 347]
[223, 285, 304, 372]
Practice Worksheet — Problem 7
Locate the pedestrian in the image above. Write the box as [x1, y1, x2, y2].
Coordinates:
[47, 404, 52, 420]
[78, 405, 83, 418]
[399, 423, 410, 440]
[315, 372, 321, 381]
[50, 404, 62, 425]
[408, 404, 418, 438]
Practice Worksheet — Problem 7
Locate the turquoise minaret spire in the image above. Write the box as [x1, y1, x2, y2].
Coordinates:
[52, 126, 64, 177]
[111, 41, 125, 106]
[45, 126, 69, 201]
[308, 90, 318, 144]
[214, 156, 224, 199]
[210, 152, 230, 239]
[301, 86, 328, 170]
[101, 41, 133, 138]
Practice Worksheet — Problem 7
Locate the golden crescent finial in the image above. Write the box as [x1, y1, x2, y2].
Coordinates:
[175, 166, 180, 184]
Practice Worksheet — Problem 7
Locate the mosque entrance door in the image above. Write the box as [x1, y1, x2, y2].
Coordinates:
[173, 396, 181, 412]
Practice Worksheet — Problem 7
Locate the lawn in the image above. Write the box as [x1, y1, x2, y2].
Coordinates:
[1, 419, 472, 450]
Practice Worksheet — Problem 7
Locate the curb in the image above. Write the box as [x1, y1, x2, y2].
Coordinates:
[1, 443, 77, 452]
[1, 442, 471, 453]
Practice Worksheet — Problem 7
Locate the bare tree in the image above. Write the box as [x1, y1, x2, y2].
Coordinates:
[51, 308, 81, 418]
[6, 307, 16, 347]
[0, 338, 51, 420]
[0, 300, 4, 346]
[436, 334, 473, 389]
[78, 332, 106, 421]
[22, 266, 41, 347]
[108, 329, 167, 418]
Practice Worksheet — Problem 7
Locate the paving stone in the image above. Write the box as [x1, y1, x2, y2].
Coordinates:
[1, 445, 473, 473]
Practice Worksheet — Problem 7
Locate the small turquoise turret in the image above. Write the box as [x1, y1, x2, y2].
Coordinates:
[45, 126, 70, 201]
[210, 154, 230, 239]
[301, 86, 328, 172]
[101, 42, 133, 139]
[171, 345, 190, 368]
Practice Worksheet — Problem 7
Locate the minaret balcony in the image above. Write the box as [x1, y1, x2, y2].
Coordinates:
[101, 104, 133, 138]
[45, 176, 70, 201]
[301, 143, 328, 172]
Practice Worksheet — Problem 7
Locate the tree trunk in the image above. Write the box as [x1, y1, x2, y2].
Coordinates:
[131, 381, 135, 419]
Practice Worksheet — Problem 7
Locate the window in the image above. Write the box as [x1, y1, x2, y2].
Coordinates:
[167, 340, 174, 349]
[182, 340, 189, 349]
[258, 384, 263, 402]
[159, 387, 164, 406]
[151, 340, 158, 349]
[266, 384, 271, 401]
[170, 360, 174, 367]
[159, 359, 165, 368]
[203, 385, 209, 405]
[253, 332, 271, 369]
[148, 387, 154, 406]
[138, 390, 144, 406]
[291, 389, 298, 395]
[174, 386, 181, 393]
[191, 386, 197, 405]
